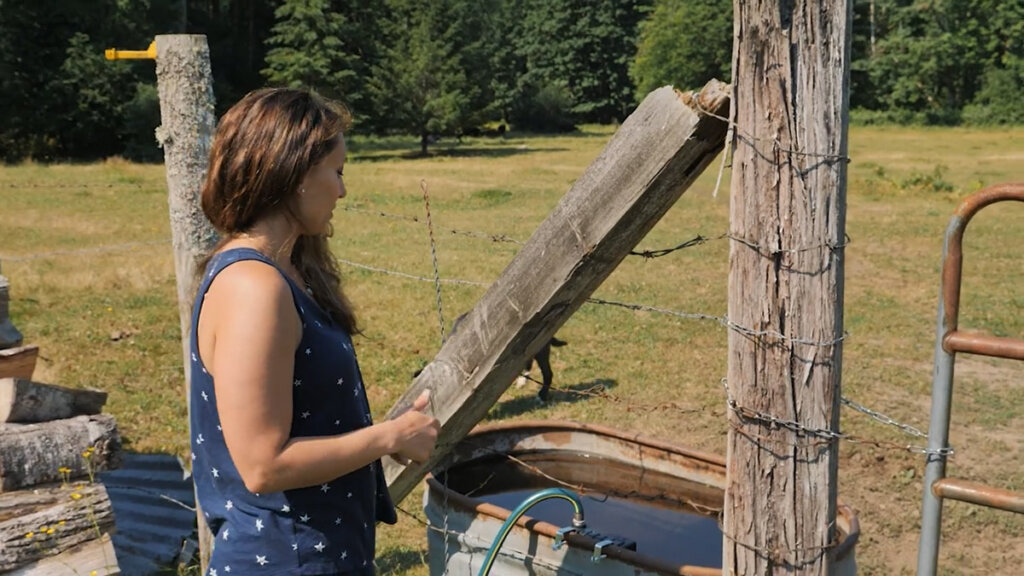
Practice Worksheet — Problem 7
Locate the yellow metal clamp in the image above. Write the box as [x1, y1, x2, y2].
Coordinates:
[105, 41, 156, 60]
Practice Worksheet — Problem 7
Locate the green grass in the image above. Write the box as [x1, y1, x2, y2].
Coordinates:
[1, 125, 1022, 575]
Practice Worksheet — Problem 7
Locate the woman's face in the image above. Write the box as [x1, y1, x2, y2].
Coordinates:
[296, 135, 347, 235]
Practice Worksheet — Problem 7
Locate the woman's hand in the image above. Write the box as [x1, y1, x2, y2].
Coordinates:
[389, 390, 440, 466]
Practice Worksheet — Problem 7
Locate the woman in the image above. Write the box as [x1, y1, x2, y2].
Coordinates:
[189, 88, 439, 575]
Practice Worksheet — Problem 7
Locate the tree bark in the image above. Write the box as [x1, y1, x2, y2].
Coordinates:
[0, 379, 107, 424]
[0, 415, 121, 492]
[0, 482, 116, 572]
[154, 34, 220, 570]
[723, 2, 852, 575]
[385, 81, 731, 503]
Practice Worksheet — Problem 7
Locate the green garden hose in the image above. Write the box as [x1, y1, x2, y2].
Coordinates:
[477, 487, 586, 576]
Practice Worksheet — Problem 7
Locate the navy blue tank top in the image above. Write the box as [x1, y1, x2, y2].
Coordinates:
[189, 248, 396, 576]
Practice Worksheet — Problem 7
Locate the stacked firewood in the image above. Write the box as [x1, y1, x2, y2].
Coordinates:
[0, 265, 122, 575]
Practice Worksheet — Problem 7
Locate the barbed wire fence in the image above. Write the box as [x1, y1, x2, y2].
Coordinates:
[0, 181, 953, 574]
[0, 193, 947, 459]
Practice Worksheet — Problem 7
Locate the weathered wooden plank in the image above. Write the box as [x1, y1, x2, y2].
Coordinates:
[9, 533, 119, 576]
[0, 415, 122, 492]
[723, 2, 851, 575]
[0, 379, 108, 423]
[0, 482, 116, 572]
[0, 346, 37, 381]
[384, 80, 731, 502]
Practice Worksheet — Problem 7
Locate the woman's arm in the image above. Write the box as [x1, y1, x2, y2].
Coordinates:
[199, 261, 437, 494]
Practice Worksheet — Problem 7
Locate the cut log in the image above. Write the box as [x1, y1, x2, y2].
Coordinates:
[9, 533, 119, 576]
[0, 346, 37, 380]
[0, 482, 116, 572]
[0, 379, 108, 423]
[384, 80, 731, 502]
[0, 415, 122, 492]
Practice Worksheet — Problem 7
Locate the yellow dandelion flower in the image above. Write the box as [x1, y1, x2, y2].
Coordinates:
[91, 571, 98, 576]
[106, 307, 113, 312]
[46, 528, 55, 535]
[59, 521, 65, 525]
[25, 532, 34, 539]
[70, 493, 82, 500]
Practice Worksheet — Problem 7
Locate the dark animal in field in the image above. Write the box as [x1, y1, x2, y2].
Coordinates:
[413, 313, 568, 402]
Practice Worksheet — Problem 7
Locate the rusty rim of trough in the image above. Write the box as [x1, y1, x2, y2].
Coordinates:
[425, 420, 859, 575]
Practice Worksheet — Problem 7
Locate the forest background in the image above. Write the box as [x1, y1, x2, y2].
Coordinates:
[0, 0, 1021, 162]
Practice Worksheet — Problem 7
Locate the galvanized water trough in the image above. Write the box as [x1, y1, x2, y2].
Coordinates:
[424, 421, 858, 575]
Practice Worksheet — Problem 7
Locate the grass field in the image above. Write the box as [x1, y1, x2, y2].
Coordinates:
[1, 124, 1022, 575]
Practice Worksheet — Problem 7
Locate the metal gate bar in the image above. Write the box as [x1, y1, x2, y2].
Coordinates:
[917, 182, 1024, 576]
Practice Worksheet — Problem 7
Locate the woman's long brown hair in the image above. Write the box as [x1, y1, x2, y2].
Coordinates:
[197, 88, 359, 334]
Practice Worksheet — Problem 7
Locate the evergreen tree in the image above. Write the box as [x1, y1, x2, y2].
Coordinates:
[368, 0, 497, 152]
[630, 0, 731, 100]
[263, 0, 359, 110]
[514, 0, 651, 127]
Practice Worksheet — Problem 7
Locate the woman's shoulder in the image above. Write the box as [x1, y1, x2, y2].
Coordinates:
[208, 258, 292, 305]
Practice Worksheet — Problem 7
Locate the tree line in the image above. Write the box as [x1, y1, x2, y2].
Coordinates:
[0, 0, 1020, 162]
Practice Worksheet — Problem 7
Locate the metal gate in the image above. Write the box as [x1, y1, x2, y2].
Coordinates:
[917, 183, 1024, 575]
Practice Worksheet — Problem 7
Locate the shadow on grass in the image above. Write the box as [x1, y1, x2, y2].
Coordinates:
[375, 547, 427, 574]
[489, 378, 619, 419]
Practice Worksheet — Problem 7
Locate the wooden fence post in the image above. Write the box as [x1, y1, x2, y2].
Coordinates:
[153, 34, 219, 571]
[384, 81, 731, 503]
[723, 2, 852, 575]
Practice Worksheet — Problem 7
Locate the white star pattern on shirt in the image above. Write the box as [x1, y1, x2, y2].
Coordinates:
[255, 519, 263, 532]
[299, 513, 310, 523]
[216, 424, 222, 431]
[191, 453, 196, 461]
[224, 567, 230, 573]
[305, 348, 312, 355]
[335, 516, 342, 525]
[222, 528, 229, 540]
[320, 483, 330, 493]
[335, 419, 341, 426]
[201, 390, 208, 401]
[341, 551, 348, 560]
[292, 543, 298, 551]
[337, 377, 344, 386]
[225, 500, 232, 510]
[301, 411, 310, 419]
[347, 492, 352, 498]
[281, 504, 290, 513]
[211, 467, 219, 478]
[196, 434, 204, 445]
[209, 569, 217, 576]
[293, 379, 302, 387]
[354, 387, 359, 397]
[314, 541, 326, 553]
[192, 353, 197, 362]
[256, 555, 267, 566]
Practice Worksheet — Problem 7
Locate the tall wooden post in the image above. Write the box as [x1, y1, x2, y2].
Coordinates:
[723, 2, 852, 575]
[154, 34, 219, 569]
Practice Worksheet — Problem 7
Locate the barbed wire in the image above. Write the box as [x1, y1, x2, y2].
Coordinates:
[341, 206, 525, 246]
[0, 239, 170, 263]
[692, 101, 852, 165]
[728, 233, 852, 257]
[628, 233, 725, 259]
[721, 379, 953, 457]
[1, 181, 155, 189]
